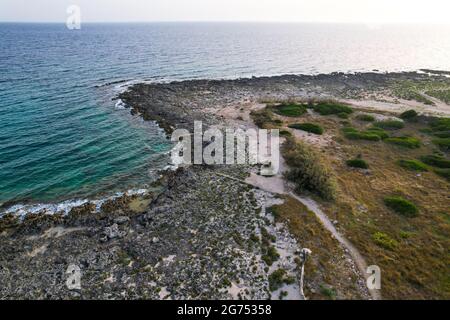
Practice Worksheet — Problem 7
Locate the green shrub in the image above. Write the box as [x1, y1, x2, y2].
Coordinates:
[397, 159, 428, 171]
[337, 112, 349, 119]
[341, 127, 358, 133]
[373, 120, 405, 130]
[251, 108, 279, 129]
[432, 131, 450, 138]
[346, 159, 369, 169]
[400, 109, 418, 120]
[320, 285, 337, 299]
[282, 137, 337, 200]
[356, 114, 375, 122]
[343, 129, 381, 141]
[429, 117, 450, 133]
[288, 123, 324, 135]
[373, 232, 398, 250]
[384, 196, 418, 217]
[420, 154, 450, 168]
[432, 138, 450, 151]
[434, 168, 450, 181]
[279, 130, 292, 137]
[426, 118, 450, 140]
[385, 136, 421, 149]
[312, 101, 353, 116]
[268, 269, 292, 292]
[342, 127, 388, 141]
[365, 127, 390, 139]
[273, 103, 307, 117]
[262, 246, 280, 266]
[399, 231, 413, 239]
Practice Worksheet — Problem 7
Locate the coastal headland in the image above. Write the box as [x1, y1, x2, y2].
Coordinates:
[1, 71, 449, 299]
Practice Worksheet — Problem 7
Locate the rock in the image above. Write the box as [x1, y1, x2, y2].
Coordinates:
[114, 216, 130, 225]
[101, 223, 126, 242]
[152, 237, 159, 243]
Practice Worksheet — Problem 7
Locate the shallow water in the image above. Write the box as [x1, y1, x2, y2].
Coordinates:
[1, 22, 450, 206]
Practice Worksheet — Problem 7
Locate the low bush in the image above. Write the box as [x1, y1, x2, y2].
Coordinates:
[288, 123, 324, 135]
[385, 136, 421, 149]
[399, 231, 413, 239]
[273, 103, 307, 117]
[432, 138, 450, 151]
[320, 285, 337, 299]
[282, 137, 337, 200]
[262, 245, 280, 266]
[433, 131, 450, 138]
[341, 127, 358, 133]
[342, 126, 389, 141]
[312, 101, 353, 116]
[346, 132, 381, 141]
[365, 127, 390, 139]
[268, 269, 295, 292]
[342, 127, 381, 141]
[428, 117, 450, 134]
[397, 159, 428, 171]
[434, 168, 450, 181]
[346, 158, 369, 169]
[251, 108, 279, 129]
[373, 232, 398, 250]
[337, 112, 349, 119]
[279, 130, 292, 137]
[400, 109, 418, 120]
[356, 114, 375, 122]
[373, 120, 405, 130]
[419, 154, 450, 168]
[384, 196, 418, 217]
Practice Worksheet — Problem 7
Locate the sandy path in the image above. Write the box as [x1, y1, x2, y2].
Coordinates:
[288, 193, 381, 300]
[342, 98, 450, 117]
[243, 169, 381, 300]
[243, 171, 381, 300]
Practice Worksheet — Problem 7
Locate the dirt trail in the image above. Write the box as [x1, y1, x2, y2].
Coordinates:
[288, 193, 381, 300]
[240, 171, 380, 299]
[225, 101, 384, 299]
[342, 98, 450, 117]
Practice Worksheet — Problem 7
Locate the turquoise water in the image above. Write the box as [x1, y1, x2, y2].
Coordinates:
[0, 24, 175, 205]
[1, 23, 450, 207]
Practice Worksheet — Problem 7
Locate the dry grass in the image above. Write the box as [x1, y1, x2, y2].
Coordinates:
[276, 104, 450, 299]
[318, 120, 449, 299]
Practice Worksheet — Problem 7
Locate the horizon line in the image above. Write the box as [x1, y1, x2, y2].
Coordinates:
[1, 20, 450, 26]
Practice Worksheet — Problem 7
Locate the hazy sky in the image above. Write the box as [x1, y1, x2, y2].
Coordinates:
[1, 0, 450, 24]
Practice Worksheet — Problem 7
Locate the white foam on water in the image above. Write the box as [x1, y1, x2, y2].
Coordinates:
[0, 188, 150, 219]
[114, 99, 127, 109]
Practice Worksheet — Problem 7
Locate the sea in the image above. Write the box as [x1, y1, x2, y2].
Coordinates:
[1, 22, 450, 214]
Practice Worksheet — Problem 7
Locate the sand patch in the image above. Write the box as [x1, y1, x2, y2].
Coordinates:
[27, 244, 48, 257]
[27, 226, 85, 241]
[128, 197, 151, 213]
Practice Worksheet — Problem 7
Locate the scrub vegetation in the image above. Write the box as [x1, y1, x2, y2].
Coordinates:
[268, 99, 450, 299]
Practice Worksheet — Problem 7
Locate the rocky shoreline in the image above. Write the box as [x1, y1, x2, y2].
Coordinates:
[2, 71, 448, 300]
[118, 71, 450, 135]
